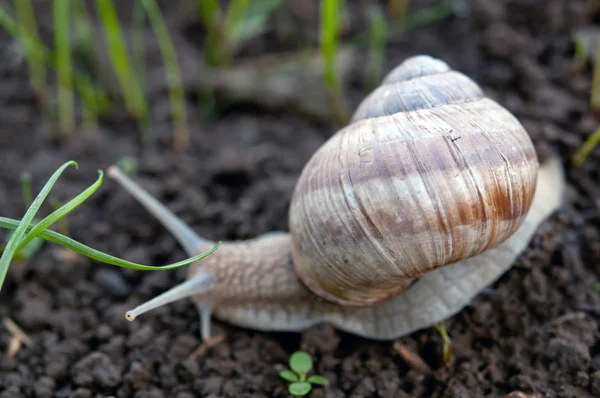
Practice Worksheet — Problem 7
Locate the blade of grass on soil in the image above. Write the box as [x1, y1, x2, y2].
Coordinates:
[2, 173, 44, 261]
[15, 170, 104, 253]
[96, 0, 148, 123]
[573, 126, 600, 166]
[0, 7, 111, 123]
[14, 0, 47, 104]
[349, 0, 459, 46]
[0, 217, 221, 272]
[0, 161, 222, 293]
[0, 161, 78, 290]
[141, 0, 189, 151]
[54, 0, 75, 136]
[320, 0, 349, 124]
[230, 0, 282, 42]
[222, 0, 251, 41]
[197, 0, 227, 66]
[131, 1, 154, 148]
[365, 5, 387, 90]
[71, 0, 99, 131]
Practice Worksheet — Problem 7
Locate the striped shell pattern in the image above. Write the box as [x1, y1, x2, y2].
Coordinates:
[288, 55, 539, 306]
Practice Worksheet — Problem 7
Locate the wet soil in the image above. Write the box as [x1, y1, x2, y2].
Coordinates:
[1, 0, 600, 397]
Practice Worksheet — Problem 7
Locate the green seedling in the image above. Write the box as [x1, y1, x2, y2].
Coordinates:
[572, 30, 600, 165]
[279, 351, 328, 396]
[141, 0, 189, 151]
[0, 5, 111, 137]
[365, 5, 387, 90]
[198, 0, 283, 67]
[13, 0, 47, 107]
[2, 173, 43, 261]
[350, 0, 461, 47]
[96, 0, 149, 130]
[131, 1, 153, 148]
[54, 0, 75, 137]
[0, 161, 221, 292]
[71, 0, 100, 132]
[434, 322, 452, 367]
[320, 0, 350, 125]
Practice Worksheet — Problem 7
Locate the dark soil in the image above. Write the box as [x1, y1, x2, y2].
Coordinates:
[1, 0, 600, 397]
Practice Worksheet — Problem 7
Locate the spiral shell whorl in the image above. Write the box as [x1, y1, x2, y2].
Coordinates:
[289, 55, 538, 306]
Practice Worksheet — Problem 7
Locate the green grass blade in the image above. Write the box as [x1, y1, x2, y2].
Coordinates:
[0, 161, 78, 290]
[573, 126, 600, 166]
[319, 0, 348, 124]
[16, 170, 104, 253]
[591, 38, 600, 110]
[14, 0, 47, 99]
[49, 198, 69, 236]
[72, 0, 99, 131]
[21, 172, 33, 208]
[132, 1, 154, 149]
[96, 0, 148, 120]
[54, 0, 75, 136]
[320, 0, 342, 88]
[0, 8, 110, 120]
[365, 5, 387, 90]
[141, 0, 189, 151]
[232, 0, 282, 41]
[223, 0, 251, 40]
[0, 217, 221, 271]
[0, 8, 48, 56]
[198, 0, 228, 66]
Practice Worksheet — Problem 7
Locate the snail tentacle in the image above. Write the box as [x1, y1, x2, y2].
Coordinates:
[107, 166, 213, 255]
[125, 270, 214, 323]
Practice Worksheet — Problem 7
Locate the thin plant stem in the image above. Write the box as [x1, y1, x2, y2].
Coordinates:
[71, 0, 99, 132]
[197, 0, 227, 66]
[320, 0, 349, 125]
[96, 0, 148, 123]
[141, 0, 189, 151]
[14, 0, 48, 109]
[54, 0, 75, 136]
[365, 5, 387, 90]
[132, 1, 154, 149]
[573, 126, 600, 166]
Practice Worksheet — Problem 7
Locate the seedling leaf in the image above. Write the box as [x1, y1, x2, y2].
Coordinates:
[0, 161, 77, 290]
[289, 381, 312, 396]
[290, 351, 313, 375]
[279, 369, 299, 383]
[307, 375, 328, 385]
[0, 217, 221, 272]
[16, 170, 104, 253]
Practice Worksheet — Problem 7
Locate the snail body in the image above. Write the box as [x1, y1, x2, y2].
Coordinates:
[108, 55, 564, 341]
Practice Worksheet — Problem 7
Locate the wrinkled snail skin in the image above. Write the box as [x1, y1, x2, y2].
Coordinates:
[108, 55, 565, 342]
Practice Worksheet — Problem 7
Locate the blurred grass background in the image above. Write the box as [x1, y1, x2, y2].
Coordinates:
[0, 0, 493, 153]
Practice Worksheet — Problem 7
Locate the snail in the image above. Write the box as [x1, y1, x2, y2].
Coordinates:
[107, 55, 565, 341]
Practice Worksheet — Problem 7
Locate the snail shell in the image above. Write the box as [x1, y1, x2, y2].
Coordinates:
[289, 55, 538, 306]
